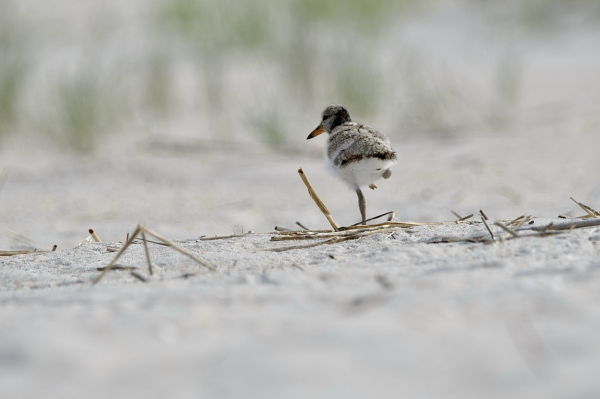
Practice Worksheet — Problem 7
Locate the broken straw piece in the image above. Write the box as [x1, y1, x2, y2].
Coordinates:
[298, 168, 340, 231]
[88, 229, 102, 242]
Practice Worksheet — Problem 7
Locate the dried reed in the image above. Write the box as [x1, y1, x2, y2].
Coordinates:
[298, 168, 340, 230]
[88, 229, 102, 242]
[93, 224, 216, 285]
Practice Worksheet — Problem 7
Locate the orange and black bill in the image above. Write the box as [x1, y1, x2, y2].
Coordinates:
[307, 124, 324, 139]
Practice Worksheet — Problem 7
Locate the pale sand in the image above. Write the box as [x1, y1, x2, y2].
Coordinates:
[1, 128, 600, 398]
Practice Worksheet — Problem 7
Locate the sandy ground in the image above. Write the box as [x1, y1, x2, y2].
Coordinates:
[1, 127, 600, 398]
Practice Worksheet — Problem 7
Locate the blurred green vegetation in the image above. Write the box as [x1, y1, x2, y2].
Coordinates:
[42, 71, 127, 153]
[0, 1, 30, 138]
[0, 0, 598, 151]
[247, 105, 287, 148]
[159, 0, 275, 52]
[291, 0, 419, 34]
[474, 0, 600, 34]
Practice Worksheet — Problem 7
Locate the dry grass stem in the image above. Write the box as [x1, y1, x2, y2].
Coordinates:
[88, 229, 102, 242]
[539, 222, 554, 233]
[341, 221, 443, 231]
[435, 212, 600, 245]
[450, 211, 473, 222]
[276, 229, 333, 235]
[481, 216, 495, 240]
[141, 226, 217, 272]
[133, 238, 169, 246]
[130, 271, 148, 282]
[0, 250, 37, 256]
[200, 233, 250, 241]
[511, 216, 532, 232]
[479, 209, 489, 220]
[557, 214, 591, 219]
[4, 230, 36, 247]
[298, 168, 340, 231]
[522, 218, 600, 232]
[349, 210, 397, 226]
[295, 221, 310, 230]
[495, 221, 518, 237]
[96, 264, 138, 271]
[434, 229, 565, 245]
[141, 231, 153, 276]
[93, 225, 141, 284]
[506, 215, 525, 226]
[274, 220, 475, 242]
[271, 227, 396, 241]
[79, 235, 93, 245]
[0, 245, 63, 256]
[269, 228, 396, 250]
[451, 210, 463, 220]
[570, 197, 600, 217]
[272, 230, 365, 241]
[264, 235, 362, 252]
[94, 224, 216, 284]
[428, 199, 598, 244]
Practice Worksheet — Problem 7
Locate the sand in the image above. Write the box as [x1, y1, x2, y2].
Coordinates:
[1, 128, 600, 398]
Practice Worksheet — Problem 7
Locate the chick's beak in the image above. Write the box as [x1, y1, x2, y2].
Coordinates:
[307, 124, 324, 140]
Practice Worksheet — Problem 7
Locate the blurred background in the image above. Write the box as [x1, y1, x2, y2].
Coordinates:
[0, 0, 598, 150]
[0, 0, 600, 248]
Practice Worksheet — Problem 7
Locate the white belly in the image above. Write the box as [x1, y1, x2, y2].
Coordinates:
[326, 157, 397, 189]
